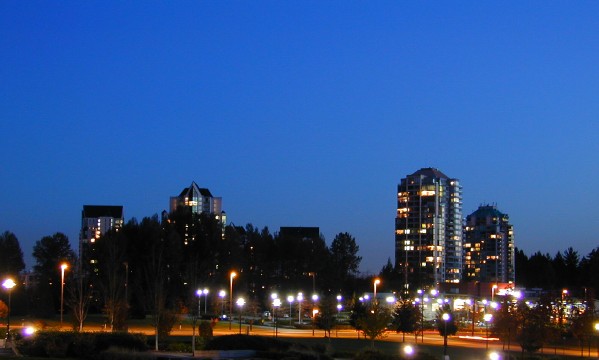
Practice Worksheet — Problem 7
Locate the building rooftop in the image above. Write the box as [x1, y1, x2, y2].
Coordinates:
[82, 205, 123, 218]
[410, 167, 450, 179]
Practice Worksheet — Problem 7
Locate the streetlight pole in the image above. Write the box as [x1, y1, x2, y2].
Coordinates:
[236, 298, 245, 334]
[273, 298, 281, 337]
[484, 313, 493, 350]
[219, 290, 226, 318]
[229, 272, 236, 330]
[442, 313, 450, 357]
[203, 289, 209, 314]
[297, 293, 303, 324]
[196, 289, 202, 316]
[287, 295, 294, 323]
[60, 263, 68, 328]
[2, 279, 16, 342]
[311, 294, 318, 336]
[373, 278, 380, 304]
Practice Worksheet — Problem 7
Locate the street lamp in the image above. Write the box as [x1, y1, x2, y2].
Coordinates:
[196, 289, 202, 316]
[336, 303, 342, 337]
[273, 298, 281, 337]
[297, 292, 303, 324]
[236, 297, 245, 334]
[2, 278, 16, 341]
[373, 278, 381, 304]
[202, 288, 209, 314]
[311, 294, 319, 336]
[229, 271, 236, 330]
[492, 284, 498, 302]
[60, 263, 68, 327]
[287, 295, 294, 321]
[219, 290, 226, 318]
[484, 313, 493, 350]
[442, 313, 450, 357]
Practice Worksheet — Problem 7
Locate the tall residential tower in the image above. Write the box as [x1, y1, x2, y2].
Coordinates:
[463, 205, 515, 284]
[395, 168, 463, 291]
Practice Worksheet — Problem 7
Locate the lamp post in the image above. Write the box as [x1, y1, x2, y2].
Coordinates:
[484, 313, 493, 350]
[297, 292, 303, 324]
[219, 290, 226, 318]
[311, 294, 319, 336]
[229, 272, 236, 330]
[202, 288, 209, 314]
[442, 313, 450, 357]
[236, 298, 245, 334]
[336, 303, 342, 337]
[273, 298, 281, 337]
[60, 263, 68, 327]
[2, 278, 16, 342]
[287, 295, 294, 322]
[198, 289, 204, 316]
[492, 284, 498, 302]
[373, 278, 380, 304]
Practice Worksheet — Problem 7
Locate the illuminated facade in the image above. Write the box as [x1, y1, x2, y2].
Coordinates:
[170, 181, 226, 240]
[395, 168, 463, 291]
[170, 181, 224, 221]
[463, 205, 515, 284]
[79, 205, 124, 272]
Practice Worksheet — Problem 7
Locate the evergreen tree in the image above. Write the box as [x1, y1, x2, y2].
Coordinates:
[0, 231, 26, 277]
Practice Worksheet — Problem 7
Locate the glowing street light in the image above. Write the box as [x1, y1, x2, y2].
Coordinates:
[484, 313, 493, 349]
[218, 290, 226, 317]
[60, 263, 68, 327]
[402, 344, 415, 357]
[229, 271, 236, 330]
[442, 313, 450, 356]
[236, 297, 245, 334]
[196, 289, 202, 316]
[297, 292, 304, 324]
[2, 278, 16, 341]
[287, 295, 294, 320]
[273, 298, 281, 337]
[202, 288, 209, 314]
[373, 278, 381, 303]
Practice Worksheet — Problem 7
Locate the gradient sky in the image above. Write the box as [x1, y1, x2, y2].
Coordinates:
[2, 1, 599, 274]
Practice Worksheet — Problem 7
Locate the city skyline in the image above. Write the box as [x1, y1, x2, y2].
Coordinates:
[2, 2, 599, 274]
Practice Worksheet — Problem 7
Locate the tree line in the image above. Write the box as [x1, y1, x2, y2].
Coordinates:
[2, 212, 599, 339]
[0, 209, 362, 339]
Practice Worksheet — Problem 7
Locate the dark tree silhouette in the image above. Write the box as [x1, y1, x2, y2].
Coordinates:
[0, 231, 25, 278]
[391, 299, 419, 342]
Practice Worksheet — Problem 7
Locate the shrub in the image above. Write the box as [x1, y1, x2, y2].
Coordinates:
[16, 330, 149, 359]
[354, 348, 396, 360]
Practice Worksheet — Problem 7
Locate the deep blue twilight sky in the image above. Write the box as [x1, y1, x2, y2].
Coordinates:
[2, 1, 599, 275]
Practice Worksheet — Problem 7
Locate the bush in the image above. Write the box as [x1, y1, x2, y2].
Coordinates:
[16, 330, 149, 359]
[206, 334, 290, 351]
[354, 348, 396, 360]
[205, 335, 333, 360]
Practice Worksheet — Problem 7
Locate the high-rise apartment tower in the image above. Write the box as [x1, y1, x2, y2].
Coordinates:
[395, 168, 463, 291]
[463, 205, 515, 284]
[79, 205, 124, 273]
